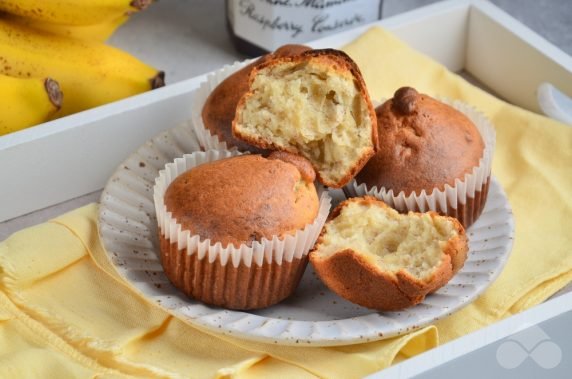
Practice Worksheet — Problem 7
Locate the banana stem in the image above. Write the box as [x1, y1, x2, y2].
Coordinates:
[150, 71, 165, 89]
[130, 0, 154, 11]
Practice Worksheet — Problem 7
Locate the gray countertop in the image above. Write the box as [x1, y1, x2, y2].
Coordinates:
[108, 0, 572, 84]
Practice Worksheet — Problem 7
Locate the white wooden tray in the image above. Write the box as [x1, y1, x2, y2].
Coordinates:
[1, 0, 571, 374]
[1, 0, 571, 224]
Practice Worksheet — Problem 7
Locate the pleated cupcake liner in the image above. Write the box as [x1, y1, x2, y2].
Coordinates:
[190, 60, 253, 151]
[160, 236, 308, 309]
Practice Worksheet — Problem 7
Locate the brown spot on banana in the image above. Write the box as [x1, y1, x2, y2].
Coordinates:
[44, 78, 62, 110]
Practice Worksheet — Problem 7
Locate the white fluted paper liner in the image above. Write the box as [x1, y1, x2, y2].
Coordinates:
[154, 149, 331, 268]
[346, 99, 495, 217]
[191, 60, 254, 151]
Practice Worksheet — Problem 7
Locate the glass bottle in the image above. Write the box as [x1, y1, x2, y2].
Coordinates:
[226, 0, 383, 56]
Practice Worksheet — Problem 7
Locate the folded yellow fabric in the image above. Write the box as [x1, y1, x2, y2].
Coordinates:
[1, 26, 571, 378]
[342, 27, 572, 343]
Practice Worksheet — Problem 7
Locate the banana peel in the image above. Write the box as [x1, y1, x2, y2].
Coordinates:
[0, 17, 164, 118]
[0, 74, 62, 136]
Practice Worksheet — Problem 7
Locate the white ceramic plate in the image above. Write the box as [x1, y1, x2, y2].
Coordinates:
[98, 122, 515, 346]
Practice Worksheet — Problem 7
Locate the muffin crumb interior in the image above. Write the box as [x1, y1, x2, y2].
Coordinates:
[318, 202, 458, 279]
[237, 60, 373, 185]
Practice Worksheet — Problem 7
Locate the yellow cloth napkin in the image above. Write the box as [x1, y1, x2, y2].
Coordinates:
[1, 27, 571, 378]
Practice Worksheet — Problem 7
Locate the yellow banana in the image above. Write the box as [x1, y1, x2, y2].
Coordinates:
[0, 18, 164, 118]
[0, 0, 152, 26]
[0, 74, 62, 136]
[2, 13, 129, 42]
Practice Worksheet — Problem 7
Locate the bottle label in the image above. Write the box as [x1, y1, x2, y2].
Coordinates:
[228, 0, 381, 51]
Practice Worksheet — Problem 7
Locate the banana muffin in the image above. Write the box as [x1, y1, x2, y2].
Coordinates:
[310, 196, 468, 311]
[155, 151, 330, 310]
[201, 44, 311, 152]
[233, 49, 378, 188]
[353, 87, 494, 227]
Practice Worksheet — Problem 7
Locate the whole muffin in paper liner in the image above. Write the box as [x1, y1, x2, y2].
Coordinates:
[349, 87, 495, 228]
[154, 150, 331, 310]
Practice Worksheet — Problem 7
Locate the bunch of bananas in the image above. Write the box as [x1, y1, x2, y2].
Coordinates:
[0, 0, 164, 136]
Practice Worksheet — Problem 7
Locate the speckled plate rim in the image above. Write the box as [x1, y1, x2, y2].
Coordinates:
[98, 121, 515, 346]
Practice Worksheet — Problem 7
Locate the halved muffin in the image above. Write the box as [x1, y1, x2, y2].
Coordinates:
[310, 196, 468, 311]
[233, 49, 377, 188]
[201, 44, 311, 152]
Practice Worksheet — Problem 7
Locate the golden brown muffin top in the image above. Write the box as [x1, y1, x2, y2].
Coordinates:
[201, 44, 311, 152]
[164, 153, 319, 248]
[356, 87, 484, 195]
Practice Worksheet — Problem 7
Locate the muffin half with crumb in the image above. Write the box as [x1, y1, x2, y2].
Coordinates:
[233, 49, 377, 188]
[310, 196, 468, 311]
[200, 44, 311, 152]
